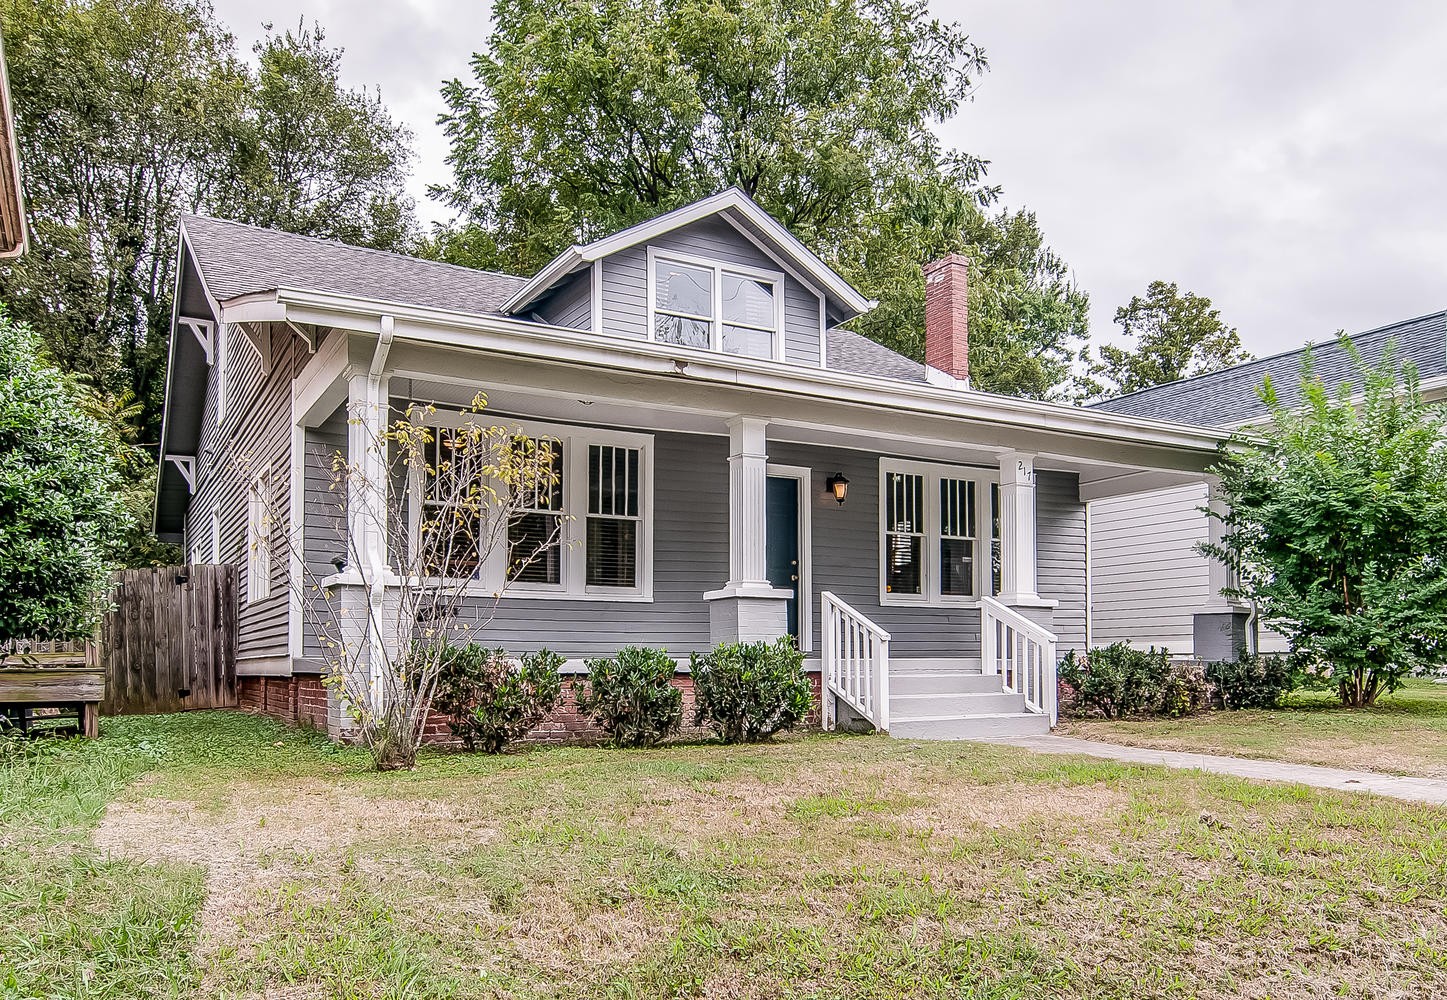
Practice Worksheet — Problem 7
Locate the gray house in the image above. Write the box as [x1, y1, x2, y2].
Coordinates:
[1088, 310, 1447, 659]
[155, 189, 1227, 740]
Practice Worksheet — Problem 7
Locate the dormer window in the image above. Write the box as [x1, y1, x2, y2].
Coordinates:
[649, 249, 782, 361]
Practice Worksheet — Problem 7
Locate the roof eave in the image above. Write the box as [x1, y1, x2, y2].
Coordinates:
[270, 285, 1236, 455]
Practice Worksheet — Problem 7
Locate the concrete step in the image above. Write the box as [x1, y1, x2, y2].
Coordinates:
[889, 657, 982, 674]
[890, 712, 1052, 740]
[888, 671, 1003, 696]
[889, 691, 1026, 719]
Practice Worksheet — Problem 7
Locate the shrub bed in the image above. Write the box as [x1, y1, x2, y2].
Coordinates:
[575, 646, 682, 747]
[691, 637, 812, 743]
[433, 645, 563, 753]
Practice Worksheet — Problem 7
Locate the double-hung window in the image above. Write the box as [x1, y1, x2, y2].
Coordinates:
[421, 431, 483, 579]
[649, 249, 783, 361]
[880, 459, 999, 605]
[414, 420, 653, 599]
[507, 437, 565, 586]
[246, 477, 271, 602]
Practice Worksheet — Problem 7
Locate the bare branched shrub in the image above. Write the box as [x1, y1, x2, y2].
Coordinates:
[242, 393, 565, 770]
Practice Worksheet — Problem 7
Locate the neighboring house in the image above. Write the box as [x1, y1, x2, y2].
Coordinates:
[1088, 310, 1447, 659]
[155, 188, 1227, 740]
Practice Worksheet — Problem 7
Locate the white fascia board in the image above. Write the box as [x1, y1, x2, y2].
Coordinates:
[499, 188, 873, 317]
[270, 285, 1233, 456]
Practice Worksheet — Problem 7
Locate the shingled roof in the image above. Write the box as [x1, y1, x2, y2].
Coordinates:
[182, 214, 527, 316]
[1091, 310, 1447, 427]
[181, 213, 926, 383]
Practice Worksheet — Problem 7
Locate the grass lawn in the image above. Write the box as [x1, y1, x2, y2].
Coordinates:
[2, 713, 1446, 999]
[1061, 678, 1447, 779]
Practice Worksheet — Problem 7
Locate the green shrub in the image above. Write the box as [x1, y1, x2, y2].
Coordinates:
[1205, 651, 1296, 710]
[690, 637, 813, 743]
[433, 645, 563, 753]
[575, 647, 682, 747]
[1158, 661, 1212, 718]
[1058, 643, 1171, 719]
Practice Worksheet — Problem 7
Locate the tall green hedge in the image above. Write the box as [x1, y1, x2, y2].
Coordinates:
[0, 316, 124, 641]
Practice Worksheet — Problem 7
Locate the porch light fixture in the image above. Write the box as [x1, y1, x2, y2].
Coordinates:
[826, 472, 849, 506]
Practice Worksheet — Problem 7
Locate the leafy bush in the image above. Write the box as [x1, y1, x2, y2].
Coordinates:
[1058, 643, 1171, 719]
[433, 645, 563, 753]
[0, 316, 126, 641]
[690, 637, 813, 743]
[575, 647, 682, 747]
[1207, 341, 1447, 705]
[1205, 651, 1296, 710]
[1158, 661, 1213, 718]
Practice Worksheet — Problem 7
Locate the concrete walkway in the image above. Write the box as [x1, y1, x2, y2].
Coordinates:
[984, 734, 1447, 806]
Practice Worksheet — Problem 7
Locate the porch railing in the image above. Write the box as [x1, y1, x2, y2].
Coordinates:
[821, 592, 891, 733]
[980, 596, 1058, 725]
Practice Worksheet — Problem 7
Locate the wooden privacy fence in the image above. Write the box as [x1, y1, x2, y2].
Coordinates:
[101, 564, 238, 715]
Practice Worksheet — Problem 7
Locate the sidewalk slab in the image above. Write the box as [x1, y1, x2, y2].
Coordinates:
[982, 734, 1447, 806]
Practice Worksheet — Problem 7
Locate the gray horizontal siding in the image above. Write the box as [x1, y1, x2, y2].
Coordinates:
[1037, 471, 1087, 654]
[301, 406, 348, 658]
[1089, 484, 1209, 653]
[458, 430, 729, 657]
[184, 323, 304, 665]
[534, 269, 592, 330]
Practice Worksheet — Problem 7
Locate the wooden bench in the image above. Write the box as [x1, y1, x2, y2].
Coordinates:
[0, 667, 105, 738]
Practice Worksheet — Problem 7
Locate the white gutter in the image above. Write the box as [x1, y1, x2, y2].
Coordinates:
[244, 285, 1237, 455]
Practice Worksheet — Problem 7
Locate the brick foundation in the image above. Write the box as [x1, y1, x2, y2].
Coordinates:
[239, 671, 824, 747]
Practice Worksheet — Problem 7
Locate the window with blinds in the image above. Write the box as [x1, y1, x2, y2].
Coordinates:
[939, 478, 976, 597]
[884, 471, 924, 597]
[586, 444, 641, 588]
[507, 437, 565, 585]
[422, 432, 482, 578]
[880, 460, 997, 605]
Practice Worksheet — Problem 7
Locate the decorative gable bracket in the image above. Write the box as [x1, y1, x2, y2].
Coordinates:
[166, 454, 196, 493]
[180, 317, 215, 365]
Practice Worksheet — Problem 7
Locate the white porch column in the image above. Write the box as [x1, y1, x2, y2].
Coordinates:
[344, 369, 391, 713]
[704, 415, 791, 643]
[997, 451, 1045, 606]
[725, 415, 771, 591]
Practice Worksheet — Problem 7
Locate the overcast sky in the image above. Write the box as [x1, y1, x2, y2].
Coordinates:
[211, 0, 1447, 356]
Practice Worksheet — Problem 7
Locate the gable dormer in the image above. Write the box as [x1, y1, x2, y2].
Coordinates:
[505, 189, 873, 368]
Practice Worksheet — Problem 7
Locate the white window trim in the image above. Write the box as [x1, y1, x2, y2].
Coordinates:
[209, 504, 221, 566]
[410, 416, 655, 602]
[879, 457, 998, 608]
[646, 246, 786, 363]
[247, 476, 272, 603]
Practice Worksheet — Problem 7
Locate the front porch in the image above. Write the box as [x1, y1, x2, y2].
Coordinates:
[290, 327, 1220, 739]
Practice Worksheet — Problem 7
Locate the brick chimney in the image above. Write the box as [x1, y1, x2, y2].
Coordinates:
[924, 254, 970, 386]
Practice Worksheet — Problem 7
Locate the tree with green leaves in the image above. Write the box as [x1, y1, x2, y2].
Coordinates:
[0, 313, 126, 641]
[433, 0, 1089, 398]
[1089, 280, 1251, 398]
[1205, 340, 1447, 706]
[0, 1, 418, 445]
[0, 0, 417, 566]
[209, 22, 416, 253]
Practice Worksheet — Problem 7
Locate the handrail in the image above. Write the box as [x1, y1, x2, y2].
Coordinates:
[980, 596, 1058, 725]
[820, 592, 891, 733]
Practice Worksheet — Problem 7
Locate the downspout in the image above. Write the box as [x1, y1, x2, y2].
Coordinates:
[365, 316, 395, 713]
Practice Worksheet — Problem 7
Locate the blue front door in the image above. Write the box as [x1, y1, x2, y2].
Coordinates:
[766, 476, 800, 639]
